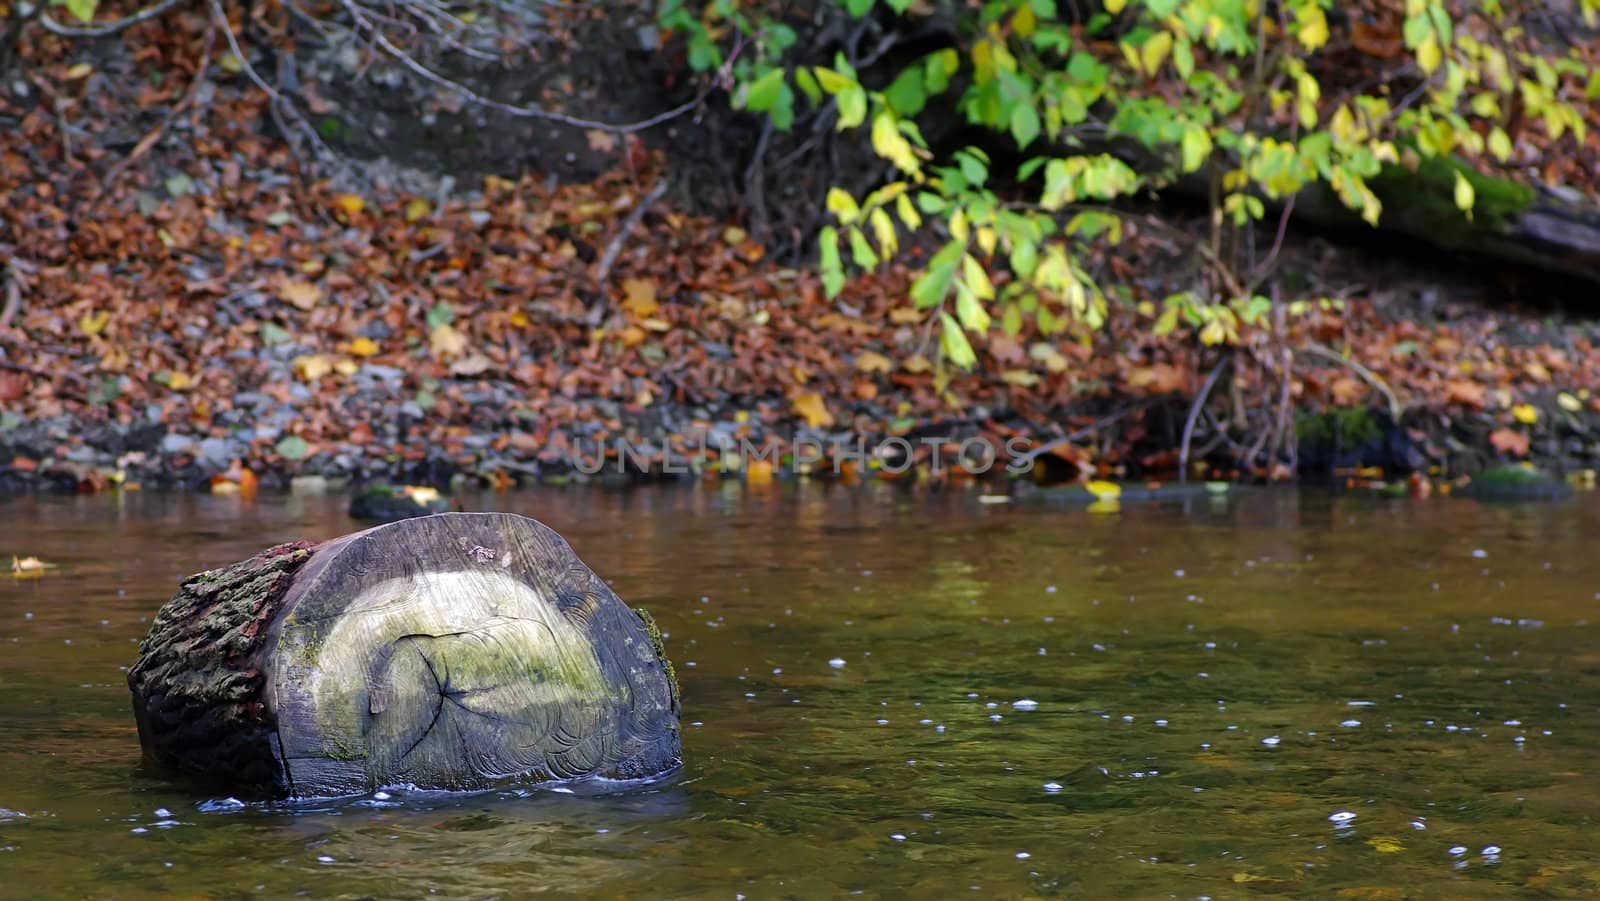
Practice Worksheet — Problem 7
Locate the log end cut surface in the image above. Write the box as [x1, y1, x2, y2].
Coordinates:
[270, 513, 680, 798]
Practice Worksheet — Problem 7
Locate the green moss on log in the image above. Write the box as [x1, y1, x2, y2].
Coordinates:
[1367, 153, 1535, 244]
[635, 607, 680, 713]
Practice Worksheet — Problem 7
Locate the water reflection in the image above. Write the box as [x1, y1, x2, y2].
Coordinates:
[1, 485, 1598, 896]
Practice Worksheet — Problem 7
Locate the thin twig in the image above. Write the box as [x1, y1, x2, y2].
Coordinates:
[0, 267, 21, 330]
[743, 118, 774, 240]
[338, 0, 720, 133]
[1009, 405, 1146, 468]
[102, 26, 215, 191]
[1295, 342, 1403, 421]
[1266, 344, 1294, 471]
[0, 358, 89, 384]
[1246, 194, 1295, 295]
[1180, 355, 1231, 484]
[38, 0, 183, 37]
[207, 0, 334, 164]
[593, 179, 669, 288]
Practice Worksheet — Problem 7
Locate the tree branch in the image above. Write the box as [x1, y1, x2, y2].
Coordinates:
[39, 0, 184, 38]
[337, 0, 718, 134]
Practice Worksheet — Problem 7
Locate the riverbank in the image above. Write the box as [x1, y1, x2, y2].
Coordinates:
[3, 16, 1599, 495]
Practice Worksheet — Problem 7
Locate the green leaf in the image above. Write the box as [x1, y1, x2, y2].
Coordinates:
[426, 302, 454, 329]
[837, 86, 868, 129]
[813, 67, 854, 94]
[1452, 170, 1475, 216]
[848, 227, 879, 268]
[260, 322, 291, 347]
[743, 67, 785, 112]
[1002, 303, 1024, 336]
[819, 226, 844, 298]
[1010, 103, 1041, 148]
[1180, 124, 1212, 173]
[956, 151, 988, 186]
[64, 0, 97, 23]
[954, 284, 992, 332]
[1010, 239, 1038, 279]
[794, 68, 823, 106]
[940, 312, 977, 368]
[911, 241, 963, 308]
[846, 0, 873, 17]
[924, 49, 960, 94]
[768, 86, 796, 130]
[276, 435, 310, 461]
[1152, 304, 1181, 336]
[886, 68, 928, 117]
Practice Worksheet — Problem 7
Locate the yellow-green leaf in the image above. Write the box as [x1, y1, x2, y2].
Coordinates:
[1141, 31, 1173, 77]
[1417, 33, 1442, 74]
[939, 312, 977, 368]
[871, 111, 921, 176]
[1453, 170, 1475, 216]
[870, 207, 899, 258]
[1488, 127, 1512, 162]
[827, 187, 860, 224]
[1296, 6, 1329, 50]
[812, 67, 854, 94]
[961, 254, 995, 300]
[79, 310, 111, 336]
[896, 192, 922, 230]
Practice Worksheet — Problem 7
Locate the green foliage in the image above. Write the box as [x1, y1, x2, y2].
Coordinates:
[664, 0, 1600, 368]
[1296, 407, 1382, 449]
[51, 0, 100, 23]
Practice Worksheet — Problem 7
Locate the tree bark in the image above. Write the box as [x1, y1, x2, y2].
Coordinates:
[127, 512, 681, 799]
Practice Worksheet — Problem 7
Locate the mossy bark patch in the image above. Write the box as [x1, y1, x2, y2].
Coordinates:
[127, 542, 315, 794]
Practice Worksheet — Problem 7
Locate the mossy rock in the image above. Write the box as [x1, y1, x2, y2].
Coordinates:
[350, 484, 450, 522]
[1461, 464, 1572, 502]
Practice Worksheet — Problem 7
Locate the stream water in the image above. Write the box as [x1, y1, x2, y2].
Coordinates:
[1, 486, 1598, 898]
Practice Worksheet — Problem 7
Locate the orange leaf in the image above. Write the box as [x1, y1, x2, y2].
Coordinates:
[855, 351, 893, 374]
[278, 279, 322, 311]
[792, 392, 835, 429]
[621, 277, 659, 317]
[1445, 381, 1486, 408]
[1329, 376, 1365, 406]
[1488, 428, 1530, 457]
[346, 337, 380, 357]
[333, 193, 365, 217]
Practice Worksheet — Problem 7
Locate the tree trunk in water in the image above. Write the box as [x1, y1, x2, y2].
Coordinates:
[127, 512, 681, 799]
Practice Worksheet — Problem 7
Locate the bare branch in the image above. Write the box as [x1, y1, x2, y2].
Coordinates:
[1180, 355, 1231, 483]
[39, 0, 184, 38]
[593, 179, 669, 288]
[102, 25, 215, 190]
[337, 0, 710, 133]
[207, 0, 336, 165]
[1295, 343, 1403, 421]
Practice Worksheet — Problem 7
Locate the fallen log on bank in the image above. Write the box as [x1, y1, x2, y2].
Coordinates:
[127, 512, 681, 799]
[1297, 154, 1600, 287]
